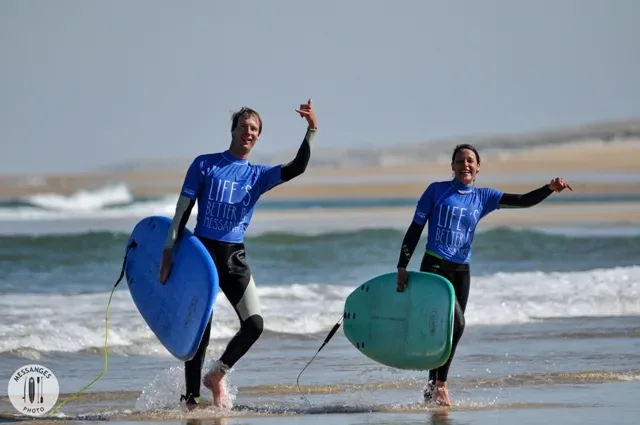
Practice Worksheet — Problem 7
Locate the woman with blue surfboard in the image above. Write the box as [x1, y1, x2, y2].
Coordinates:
[160, 99, 318, 409]
[396, 144, 573, 406]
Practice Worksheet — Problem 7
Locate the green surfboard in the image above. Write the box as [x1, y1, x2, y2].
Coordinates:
[343, 271, 455, 371]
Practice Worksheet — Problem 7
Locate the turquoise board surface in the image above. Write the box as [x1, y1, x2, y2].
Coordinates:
[343, 271, 455, 370]
[124, 216, 219, 361]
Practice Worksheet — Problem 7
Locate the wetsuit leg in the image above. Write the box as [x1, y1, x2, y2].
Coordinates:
[183, 238, 264, 400]
[215, 244, 264, 369]
[185, 238, 263, 399]
[184, 317, 212, 401]
[420, 253, 470, 390]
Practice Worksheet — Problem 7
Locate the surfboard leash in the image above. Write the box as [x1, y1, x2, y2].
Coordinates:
[50, 240, 137, 415]
[295, 314, 344, 405]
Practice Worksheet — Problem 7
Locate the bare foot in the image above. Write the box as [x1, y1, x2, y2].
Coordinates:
[434, 380, 451, 406]
[203, 370, 228, 408]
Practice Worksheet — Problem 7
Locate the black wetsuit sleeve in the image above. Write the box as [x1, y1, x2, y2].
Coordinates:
[176, 199, 195, 240]
[280, 128, 316, 182]
[499, 185, 554, 208]
[164, 195, 196, 249]
[397, 220, 426, 268]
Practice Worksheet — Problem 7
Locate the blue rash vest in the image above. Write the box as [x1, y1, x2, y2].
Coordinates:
[180, 151, 283, 243]
[412, 179, 504, 264]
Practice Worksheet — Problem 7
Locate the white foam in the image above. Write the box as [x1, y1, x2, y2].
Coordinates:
[1, 266, 639, 356]
[0, 182, 183, 224]
[25, 183, 134, 211]
[468, 266, 640, 325]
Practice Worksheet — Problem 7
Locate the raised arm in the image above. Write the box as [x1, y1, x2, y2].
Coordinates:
[499, 185, 554, 208]
[280, 127, 317, 182]
[279, 98, 318, 182]
[499, 177, 573, 208]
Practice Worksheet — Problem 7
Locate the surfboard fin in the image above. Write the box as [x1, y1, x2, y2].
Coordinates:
[295, 315, 344, 405]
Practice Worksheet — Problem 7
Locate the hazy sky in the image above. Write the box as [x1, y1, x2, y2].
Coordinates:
[2, 0, 639, 174]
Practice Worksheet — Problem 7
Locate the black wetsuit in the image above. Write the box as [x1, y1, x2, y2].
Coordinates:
[397, 184, 554, 396]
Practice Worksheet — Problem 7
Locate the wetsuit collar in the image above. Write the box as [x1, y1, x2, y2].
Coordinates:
[223, 150, 249, 164]
[451, 178, 474, 194]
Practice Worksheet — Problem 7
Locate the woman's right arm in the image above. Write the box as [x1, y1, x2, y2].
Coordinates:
[397, 220, 427, 270]
[396, 184, 434, 291]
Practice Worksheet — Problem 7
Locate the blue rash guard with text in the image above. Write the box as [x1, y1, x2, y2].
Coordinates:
[180, 151, 283, 243]
[413, 180, 504, 264]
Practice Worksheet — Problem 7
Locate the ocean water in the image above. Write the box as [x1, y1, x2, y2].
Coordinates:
[0, 184, 639, 423]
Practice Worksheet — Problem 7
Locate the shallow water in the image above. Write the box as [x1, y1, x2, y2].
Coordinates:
[1, 315, 639, 424]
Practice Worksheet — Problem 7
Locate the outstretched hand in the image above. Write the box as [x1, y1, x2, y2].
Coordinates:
[548, 177, 573, 192]
[296, 98, 318, 129]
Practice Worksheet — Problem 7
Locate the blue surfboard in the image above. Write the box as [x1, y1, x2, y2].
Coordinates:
[124, 216, 219, 361]
[343, 271, 455, 371]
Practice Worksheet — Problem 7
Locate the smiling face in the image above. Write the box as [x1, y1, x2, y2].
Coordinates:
[229, 109, 262, 157]
[451, 147, 480, 185]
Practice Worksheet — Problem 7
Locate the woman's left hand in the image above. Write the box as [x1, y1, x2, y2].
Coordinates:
[548, 177, 573, 192]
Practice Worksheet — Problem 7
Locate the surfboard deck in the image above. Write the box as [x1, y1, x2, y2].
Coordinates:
[343, 271, 455, 371]
[124, 216, 219, 361]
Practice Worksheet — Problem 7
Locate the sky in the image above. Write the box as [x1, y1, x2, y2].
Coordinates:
[1, 0, 639, 174]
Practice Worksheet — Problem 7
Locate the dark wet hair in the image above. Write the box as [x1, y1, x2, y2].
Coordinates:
[451, 144, 480, 164]
[231, 107, 262, 135]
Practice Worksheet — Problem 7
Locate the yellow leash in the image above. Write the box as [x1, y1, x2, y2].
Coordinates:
[49, 240, 137, 415]
[49, 283, 117, 414]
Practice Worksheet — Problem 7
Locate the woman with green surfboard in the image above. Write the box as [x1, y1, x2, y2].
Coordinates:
[396, 144, 573, 406]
